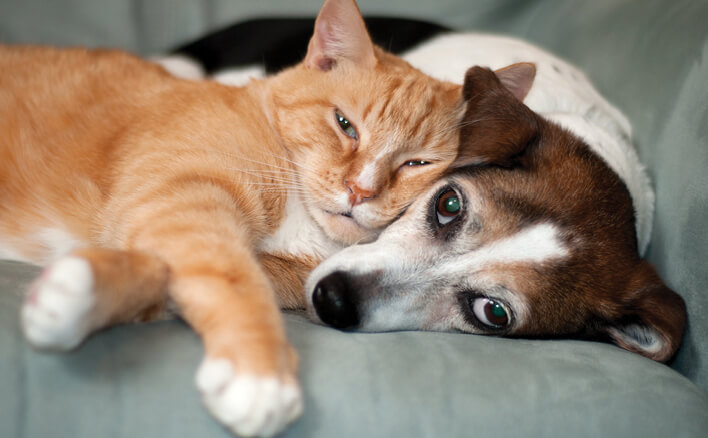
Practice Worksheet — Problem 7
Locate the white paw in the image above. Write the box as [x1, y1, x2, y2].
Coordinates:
[196, 358, 303, 437]
[21, 256, 96, 351]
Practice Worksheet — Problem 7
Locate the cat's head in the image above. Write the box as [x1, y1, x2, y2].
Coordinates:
[265, 0, 535, 245]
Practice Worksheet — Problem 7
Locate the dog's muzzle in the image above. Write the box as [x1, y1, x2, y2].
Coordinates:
[312, 271, 360, 329]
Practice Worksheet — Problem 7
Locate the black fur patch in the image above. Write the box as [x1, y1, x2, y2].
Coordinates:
[172, 17, 449, 73]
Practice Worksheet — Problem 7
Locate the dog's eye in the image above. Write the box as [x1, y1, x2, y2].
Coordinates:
[436, 189, 461, 225]
[471, 297, 510, 329]
[334, 109, 357, 140]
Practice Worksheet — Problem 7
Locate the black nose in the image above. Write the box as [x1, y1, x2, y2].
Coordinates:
[312, 271, 360, 329]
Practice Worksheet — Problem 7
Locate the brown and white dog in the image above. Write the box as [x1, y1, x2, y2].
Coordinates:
[305, 34, 686, 363]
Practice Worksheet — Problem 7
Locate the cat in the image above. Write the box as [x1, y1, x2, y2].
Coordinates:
[0, 0, 535, 436]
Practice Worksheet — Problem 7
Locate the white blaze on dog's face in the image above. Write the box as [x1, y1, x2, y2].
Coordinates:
[305, 66, 686, 363]
[305, 176, 572, 334]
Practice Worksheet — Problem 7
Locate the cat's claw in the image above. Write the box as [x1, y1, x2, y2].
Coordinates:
[21, 256, 96, 351]
[196, 357, 303, 437]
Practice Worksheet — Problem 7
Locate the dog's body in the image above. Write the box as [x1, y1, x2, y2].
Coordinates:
[305, 33, 685, 362]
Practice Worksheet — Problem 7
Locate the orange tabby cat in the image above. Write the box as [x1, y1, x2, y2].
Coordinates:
[0, 0, 534, 436]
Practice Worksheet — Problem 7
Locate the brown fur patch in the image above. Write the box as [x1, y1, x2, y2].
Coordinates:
[455, 67, 685, 361]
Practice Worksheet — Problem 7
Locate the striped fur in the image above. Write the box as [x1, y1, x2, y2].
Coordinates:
[0, 1, 467, 435]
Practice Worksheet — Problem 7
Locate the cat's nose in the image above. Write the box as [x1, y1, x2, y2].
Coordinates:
[345, 179, 376, 206]
[312, 271, 360, 329]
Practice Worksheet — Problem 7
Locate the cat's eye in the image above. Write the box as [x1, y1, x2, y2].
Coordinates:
[334, 110, 357, 140]
[436, 189, 461, 225]
[403, 160, 431, 167]
[471, 297, 511, 329]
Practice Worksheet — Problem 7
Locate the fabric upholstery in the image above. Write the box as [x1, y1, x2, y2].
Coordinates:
[1, 262, 707, 437]
[1, 0, 707, 436]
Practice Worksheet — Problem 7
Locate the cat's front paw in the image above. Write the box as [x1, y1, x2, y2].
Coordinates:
[196, 357, 303, 437]
[21, 256, 96, 351]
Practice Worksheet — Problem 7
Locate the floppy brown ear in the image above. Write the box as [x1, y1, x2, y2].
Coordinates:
[453, 66, 539, 168]
[304, 0, 376, 71]
[603, 261, 686, 362]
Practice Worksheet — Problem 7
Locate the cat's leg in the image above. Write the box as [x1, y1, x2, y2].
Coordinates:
[173, 267, 302, 437]
[21, 248, 170, 351]
[168, 250, 302, 437]
[260, 253, 320, 309]
[116, 193, 302, 437]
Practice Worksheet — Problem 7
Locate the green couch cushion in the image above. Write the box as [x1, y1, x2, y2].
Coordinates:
[2, 261, 707, 437]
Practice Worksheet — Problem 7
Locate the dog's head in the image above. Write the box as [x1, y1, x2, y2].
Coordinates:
[304, 66, 686, 362]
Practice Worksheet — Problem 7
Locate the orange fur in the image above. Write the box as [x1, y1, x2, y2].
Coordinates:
[0, 2, 465, 427]
[70, 247, 171, 324]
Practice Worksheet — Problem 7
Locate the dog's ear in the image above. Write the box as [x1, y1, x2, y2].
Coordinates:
[602, 261, 686, 362]
[453, 66, 539, 168]
[494, 62, 536, 101]
[305, 0, 376, 71]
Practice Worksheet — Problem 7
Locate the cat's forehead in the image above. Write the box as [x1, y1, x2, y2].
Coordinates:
[329, 52, 463, 117]
[354, 71, 464, 143]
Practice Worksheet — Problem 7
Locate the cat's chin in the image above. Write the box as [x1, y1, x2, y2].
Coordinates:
[318, 211, 378, 245]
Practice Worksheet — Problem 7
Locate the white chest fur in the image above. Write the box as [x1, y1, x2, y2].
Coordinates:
[258, 191, 344, 259]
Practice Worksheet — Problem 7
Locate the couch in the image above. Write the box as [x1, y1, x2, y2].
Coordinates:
[1, 0, 707, 436]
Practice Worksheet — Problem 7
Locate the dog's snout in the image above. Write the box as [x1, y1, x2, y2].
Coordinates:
[312, 271, 360, 329]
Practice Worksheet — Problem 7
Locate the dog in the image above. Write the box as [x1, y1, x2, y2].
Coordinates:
[304, 33, 686, 362]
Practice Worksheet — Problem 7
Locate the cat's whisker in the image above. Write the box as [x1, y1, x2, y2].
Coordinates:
[219, 166, 304, 185]
[174, 147, 307, 176]
[229, 171, 303, 184]
[232, 155, 303, 174]
[235, 182, 306, 189]
[239, 186, 312, 197]
[260, 151, 318, 173]
[227, 168, 299, 176]
[237, 175, 305, 186]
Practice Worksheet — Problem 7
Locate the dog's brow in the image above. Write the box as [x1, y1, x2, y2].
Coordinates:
[458, 222, 568, 269]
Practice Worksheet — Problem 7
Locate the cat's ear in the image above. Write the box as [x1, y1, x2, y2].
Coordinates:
[601, 261, 686, 362]
[305, 0, 377, 71]
[453, 66, 539, 168]
[493, 62, 536, 101]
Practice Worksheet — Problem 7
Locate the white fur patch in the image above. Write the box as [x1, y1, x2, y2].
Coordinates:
[258, 191, 342, 258]
[151, 55, 206, 80]
[21, 256, 96, 350]
[608, 324, 663, 355]
[195, 357, 303, 438]
[213, 66, 267, 87]
[355, 161, 377, 192]
[34, 228, 83, 263]
[464, 222, 568, 268]
[333, 191, 350, 211]
[362, 294, 421, 332]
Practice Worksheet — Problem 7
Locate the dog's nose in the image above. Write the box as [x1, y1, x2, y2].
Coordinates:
[312, 271, 360, 329]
